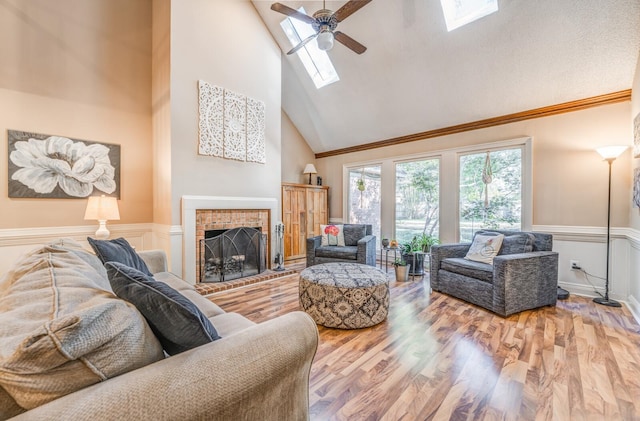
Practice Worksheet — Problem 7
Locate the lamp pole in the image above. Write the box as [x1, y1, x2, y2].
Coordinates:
[594, 157, 621, 307]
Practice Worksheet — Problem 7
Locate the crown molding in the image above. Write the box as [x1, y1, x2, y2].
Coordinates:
[315, 90, 632, 159]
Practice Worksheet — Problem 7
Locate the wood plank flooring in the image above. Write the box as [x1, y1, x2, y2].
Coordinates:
[207, 274, 640, 420]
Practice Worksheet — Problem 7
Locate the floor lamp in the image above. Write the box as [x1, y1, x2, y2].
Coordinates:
[594, 145, 628, 307]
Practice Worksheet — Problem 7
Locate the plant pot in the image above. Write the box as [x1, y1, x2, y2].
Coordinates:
[403, 253, 425, 275]
[395, 265, 409, 282]
[381, 238, 390, 248]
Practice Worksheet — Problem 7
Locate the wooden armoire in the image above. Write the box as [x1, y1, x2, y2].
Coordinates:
[281, 183, 329, 261]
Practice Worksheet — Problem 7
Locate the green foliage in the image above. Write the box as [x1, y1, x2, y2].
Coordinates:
[460, 196, 519, 229]
[459, 149, 522, 240]
[396, 159, 440, 241]
[393, 258, 407, 267]
[401, 233, 440, 253]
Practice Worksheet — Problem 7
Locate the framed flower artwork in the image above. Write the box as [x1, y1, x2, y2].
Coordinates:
[7, 130, 121, 199]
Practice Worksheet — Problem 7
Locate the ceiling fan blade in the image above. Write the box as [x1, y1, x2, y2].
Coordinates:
[271, 3, 316, 25]
[334, 31, 367, 54]
[334, 0, 372, 22]
[287, 33, 318, 55]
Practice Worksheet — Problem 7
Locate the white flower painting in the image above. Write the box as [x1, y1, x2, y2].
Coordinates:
[8, 130, 120, 199]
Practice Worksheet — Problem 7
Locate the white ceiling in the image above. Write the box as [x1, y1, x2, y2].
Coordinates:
[252, 0, 640, 154]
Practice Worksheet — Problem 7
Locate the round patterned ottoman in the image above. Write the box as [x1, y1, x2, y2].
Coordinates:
[299, 262, 389, 329]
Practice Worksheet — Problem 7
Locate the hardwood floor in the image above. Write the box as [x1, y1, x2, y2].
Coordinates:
[207, 274, 640, 420]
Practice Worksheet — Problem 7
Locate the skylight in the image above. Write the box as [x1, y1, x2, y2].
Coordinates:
[280, 8, 339, 89]
[440, 0, 498, 31]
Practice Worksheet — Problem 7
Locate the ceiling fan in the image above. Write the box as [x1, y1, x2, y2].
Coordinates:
[271, 0, 371, 55]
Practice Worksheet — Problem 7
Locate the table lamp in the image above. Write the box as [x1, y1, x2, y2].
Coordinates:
[84, 195, 120, 239]
[303, 163, 317, 185]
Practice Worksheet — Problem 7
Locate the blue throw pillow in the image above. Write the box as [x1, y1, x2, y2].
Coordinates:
[105, 262, 221, 355]
[88, 237, 153, 276]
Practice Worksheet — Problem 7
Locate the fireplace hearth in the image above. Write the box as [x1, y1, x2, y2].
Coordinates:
[200, 227, 266, 282]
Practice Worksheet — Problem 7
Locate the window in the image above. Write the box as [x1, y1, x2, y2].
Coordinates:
[440, 0, 498, 31]
[395, 159, 440, 244]
[459, 148, 522, 242]
[280, 8, 339, 89]
[343, 137, 530, 248]
[347, 166, 381, 246]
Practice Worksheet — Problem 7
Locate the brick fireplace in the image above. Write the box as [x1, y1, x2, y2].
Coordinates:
[195, 209, 270, 282]
[181, 196, 278, 284]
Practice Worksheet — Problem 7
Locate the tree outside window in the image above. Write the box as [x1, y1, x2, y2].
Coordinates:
[459, 148, 522, 242]
[395, 159, 440, 245]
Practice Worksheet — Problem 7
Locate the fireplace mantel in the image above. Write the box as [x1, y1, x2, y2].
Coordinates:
[182, 195, 278, 284]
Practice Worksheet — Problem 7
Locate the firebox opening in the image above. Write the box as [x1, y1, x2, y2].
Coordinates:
[200, 227, 266, 282]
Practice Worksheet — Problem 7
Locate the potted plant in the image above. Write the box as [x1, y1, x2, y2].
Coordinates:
[402, 234, 439, 275]
[393, 259, 409, 282]
[417, 233, 440, 253]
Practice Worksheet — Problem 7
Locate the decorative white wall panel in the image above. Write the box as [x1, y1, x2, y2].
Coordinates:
[223, 89, 247, 161]
[197, 80, 266, 163]
[246, 97, 266, 163]
[197, 81, 224, 157]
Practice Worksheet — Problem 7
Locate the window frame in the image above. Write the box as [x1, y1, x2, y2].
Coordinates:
[343, 163, 384, 245]
[342, 137, 532, 245]
[456, 145, 528, 241]
[393, 156, 442, 244]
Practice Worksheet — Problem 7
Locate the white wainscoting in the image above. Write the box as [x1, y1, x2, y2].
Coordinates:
[0, 224, 155, 276]
[1, 223, 638, 323]
[534, 225, 640, 323]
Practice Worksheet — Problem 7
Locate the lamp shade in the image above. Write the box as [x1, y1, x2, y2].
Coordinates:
[303, 163, 318, 175]
[317, 30, 334, 51]
[596, 145, 628, 160]
[84, 195, 120, 221]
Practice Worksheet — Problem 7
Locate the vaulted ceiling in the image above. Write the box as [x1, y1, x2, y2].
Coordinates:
[252, 0, 640, 154]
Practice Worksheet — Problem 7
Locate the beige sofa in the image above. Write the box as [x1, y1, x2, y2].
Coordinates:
[0, 242, 318, 420]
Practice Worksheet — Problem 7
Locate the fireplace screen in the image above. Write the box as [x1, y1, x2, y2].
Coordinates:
[200, 227, 266, 282]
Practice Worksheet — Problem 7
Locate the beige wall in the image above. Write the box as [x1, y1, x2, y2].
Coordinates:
[167, 0, 282, 225]
[317, 102, 632, 229]
[281, 110, 316, 184]
[0, 0, 153, 229]
[152, 0, 172, 225]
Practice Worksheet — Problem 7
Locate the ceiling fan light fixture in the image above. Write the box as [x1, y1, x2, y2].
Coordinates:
[317, 29, 334, 51]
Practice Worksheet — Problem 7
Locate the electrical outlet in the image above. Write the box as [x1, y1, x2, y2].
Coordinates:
[570, 260, 581, 270]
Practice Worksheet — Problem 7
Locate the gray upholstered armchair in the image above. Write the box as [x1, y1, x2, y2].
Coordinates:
[429, 230, 558, 317]
[306, 224, 376, 267]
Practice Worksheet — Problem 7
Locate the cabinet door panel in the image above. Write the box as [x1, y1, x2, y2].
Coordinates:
[282, 184, 328, 261]
[307, 188, 327, 237]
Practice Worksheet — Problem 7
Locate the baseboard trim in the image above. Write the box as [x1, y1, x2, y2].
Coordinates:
[558, 280, 604, 297]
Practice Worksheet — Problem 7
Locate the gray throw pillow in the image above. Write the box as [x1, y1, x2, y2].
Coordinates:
[88, 237, 153, 276]
[343, 225, 367, 246]
[475, 231, 535, 255]
[499, 233, 535, 255]
[105, 262, 221, 355]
